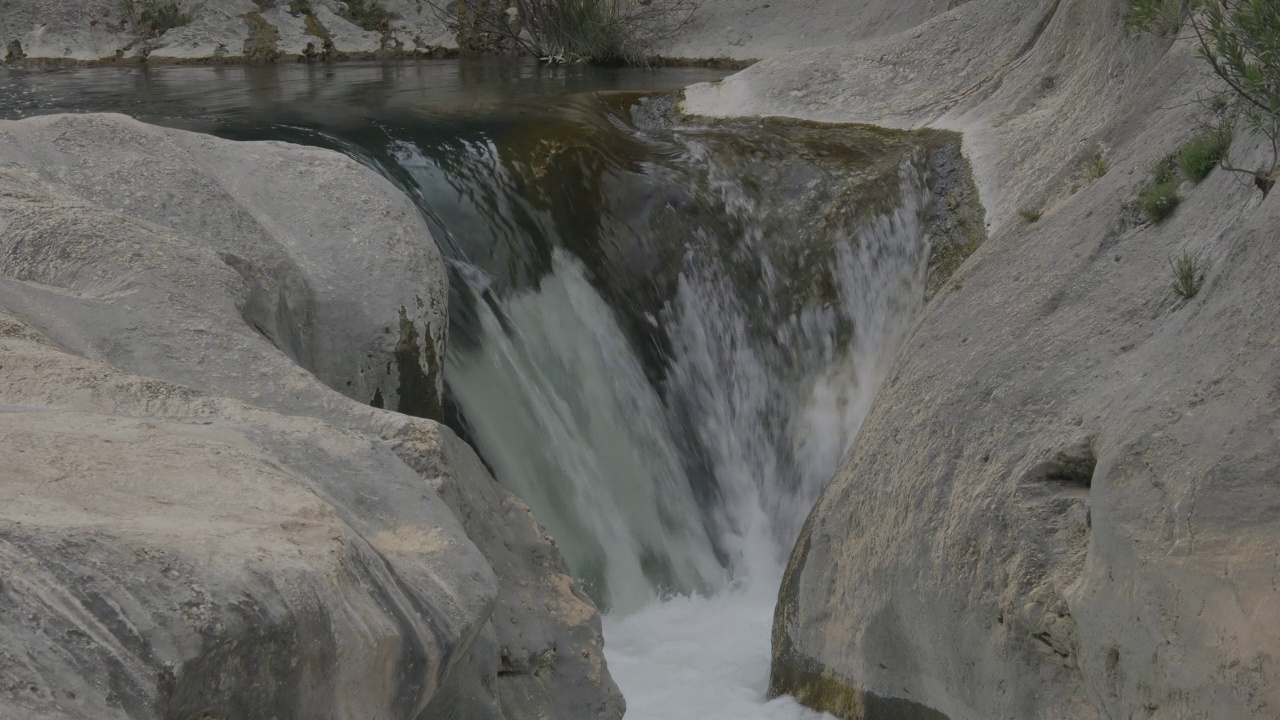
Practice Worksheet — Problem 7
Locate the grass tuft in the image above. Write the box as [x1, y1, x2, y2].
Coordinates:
[1084, 151, 1109, 180]
[1019, 206, 1043, 223]
[1170, 251, 1204, 299]
[1178, 127, 1232, 182]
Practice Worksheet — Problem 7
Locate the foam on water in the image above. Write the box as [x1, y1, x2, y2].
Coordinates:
[604, 577, 835, 720]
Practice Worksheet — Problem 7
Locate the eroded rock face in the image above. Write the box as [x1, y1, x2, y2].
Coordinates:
[0, 113, 622, 719]
[0, 0, 454, 65]
[742, 1, 1280, 717]
[0, 316, 497, 720]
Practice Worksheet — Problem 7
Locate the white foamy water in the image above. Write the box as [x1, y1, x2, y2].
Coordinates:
[604, 578, 835, 720]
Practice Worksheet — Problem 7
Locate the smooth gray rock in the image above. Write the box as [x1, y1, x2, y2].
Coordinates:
[0, 113, 622, 719]
[0, 315, 498, 720]
[0, 112, 446, 420]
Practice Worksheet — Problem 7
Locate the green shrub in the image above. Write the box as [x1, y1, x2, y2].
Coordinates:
[1084, 151, 1109, 180]
[446, 0, 697, 64]
[1019, 206, 1043, 223]
[1125, 0, 1182, 34]
[1178, 127, 1232, 181]
[1130, 0, 1279, 196]
[121, 0, 189, 39]
[1141, 181, 1180, 223]
[343, 0, 394, 32]
[1169, 251, 1204, 299]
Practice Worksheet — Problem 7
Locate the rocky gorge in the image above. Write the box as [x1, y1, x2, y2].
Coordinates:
[1, 1, 1278, 720]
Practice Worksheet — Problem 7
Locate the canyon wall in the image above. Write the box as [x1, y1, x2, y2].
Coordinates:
[682, 0, 1280, 718]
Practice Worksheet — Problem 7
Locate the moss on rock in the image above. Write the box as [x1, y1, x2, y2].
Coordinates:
[243, 11, 282, 63]
[394, 304, 443, 421]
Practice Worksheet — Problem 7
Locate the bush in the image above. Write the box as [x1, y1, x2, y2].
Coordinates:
[1178, 126, 1232, 181]
[444, 0, 697, 64]
[121, 0, 189, 39]
[1084, 151, 1109, 180]
[1169, 250, 1204, 299]
[1125, 0, 1182, 34]
[343, 0, 394, 33]
[1141, 175, 1177, 221]
[1130, 0, 1279, 196]
[1018, 206, 1043, 223]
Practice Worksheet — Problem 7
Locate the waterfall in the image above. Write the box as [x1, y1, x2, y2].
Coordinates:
[390, 111, 934, 606]
[383, 109, 933, 718]
[446, 252, 725, 613]
[662, 165, 928, 578]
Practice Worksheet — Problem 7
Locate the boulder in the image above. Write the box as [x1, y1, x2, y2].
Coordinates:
[0, 113, 622, 719]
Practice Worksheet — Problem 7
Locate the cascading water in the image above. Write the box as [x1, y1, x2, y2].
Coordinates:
[445, 250, 725, 612]
[399, 109, 934, 717]
[2, 64, 947, 720]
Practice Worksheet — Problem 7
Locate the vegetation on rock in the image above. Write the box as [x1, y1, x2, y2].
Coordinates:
[1170, 250, 1205, 298]
[120, 0, 190, 39]
[1140, 159, 1182, 222]
[1178, 125, 1233, 180]
[1129, 0, 1279, 195]
[343, 0, 395, 33]
[440, 0, 698, 64]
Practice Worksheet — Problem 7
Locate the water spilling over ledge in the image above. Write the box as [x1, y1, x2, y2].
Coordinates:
[0, 61, 985, 719]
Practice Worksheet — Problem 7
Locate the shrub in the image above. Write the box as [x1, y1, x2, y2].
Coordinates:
[121, 0, 189, 39]
[1084, 151, 1109, 180]
[343, 0, 394, 33]
[1141, 178, 1177, 222]
[1130, 0, 1279, 195]
[1019, 206, 1043, 223]
[443, 0, 697, 64]
[1169, 251, 1204, 299]
[1178, 126, 1233, 181]
[1125, 0, 1182, 34]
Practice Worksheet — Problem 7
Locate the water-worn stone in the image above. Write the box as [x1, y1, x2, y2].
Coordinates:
[0, 113, 622, 719]
[0, 112, 445, 419]
[679, 0, 1280, 718]
[0, 314, 498, 720]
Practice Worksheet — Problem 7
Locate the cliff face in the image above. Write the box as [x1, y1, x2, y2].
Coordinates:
[0, 0, 454, 65]
[0, 113, 622, 720]
[683, 1, 1280, 718]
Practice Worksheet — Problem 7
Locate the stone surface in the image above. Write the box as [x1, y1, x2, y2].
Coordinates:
[0, 0, 454, 64]
[0, 113, 622, 719]
[0, 314, 497, 720]
[0, 112, 446, 420]
[676, 0, 1280, 718]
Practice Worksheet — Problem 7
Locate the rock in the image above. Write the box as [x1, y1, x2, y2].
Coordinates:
[0, 0, 454, 64]
[0, 113, 620, 719]
[0, 315, 498, 720]
[700, 1, 1280, 718]
[390, 425, 626, 720]
[0, 112, 446, 421]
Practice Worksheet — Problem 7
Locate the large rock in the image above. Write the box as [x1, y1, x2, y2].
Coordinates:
[0, 113, 622, 719]
[0, 314, 497, 720]
[0, 112, 446, 420]
[681, 0, 1280, 718]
